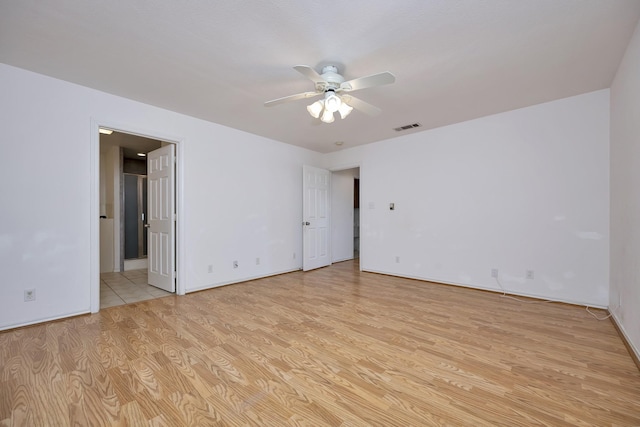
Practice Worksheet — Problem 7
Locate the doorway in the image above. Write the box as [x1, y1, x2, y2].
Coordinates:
[99, 131, 162, 273]
[331, 167, 360, 264]
[354, 178, 359, 259]
[302, 164, 362, 272]
[123, 173, 148, 264]
[92, 123, 183, 312]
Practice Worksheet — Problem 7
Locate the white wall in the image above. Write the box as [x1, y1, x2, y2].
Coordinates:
[0, 61, 614, 330]
[610, 19, 640, 359]
[0, 63, 321, 330]
[324, 90, 610, 307]
[331, 168, 358, 262]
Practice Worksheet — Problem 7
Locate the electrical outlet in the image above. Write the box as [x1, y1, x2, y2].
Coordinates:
[395, 256, 400, 263]
[491, 268, 499, 278]
[256, 257, 260, 265]
[208, 264, 213, 274]
[24, 289, 36, 302]
[233, 260, 238, 268]
[293, 252, 296, 259]
[526, 270, 534, 280]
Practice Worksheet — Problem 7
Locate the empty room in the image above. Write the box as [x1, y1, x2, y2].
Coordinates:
[1, 1, 639, 425]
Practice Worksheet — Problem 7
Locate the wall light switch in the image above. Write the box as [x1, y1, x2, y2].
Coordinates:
[390, 203, 395, 210]
[24, 289, 36, 302]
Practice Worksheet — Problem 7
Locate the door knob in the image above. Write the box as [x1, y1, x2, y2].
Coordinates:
[144, 224, 151, 228]
[304, 221, 310, 225]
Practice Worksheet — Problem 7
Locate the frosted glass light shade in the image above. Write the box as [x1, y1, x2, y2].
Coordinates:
[324, 93, 342, 113]
[307, 100, 324, 118]
[338, 102, 353, 119]
[321, 109, 335, 123]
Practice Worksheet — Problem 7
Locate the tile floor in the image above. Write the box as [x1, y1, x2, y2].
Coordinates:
[100, 269, 173, 309]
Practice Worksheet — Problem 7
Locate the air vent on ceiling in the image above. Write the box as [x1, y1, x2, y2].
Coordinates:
[393, 123, 421, 132]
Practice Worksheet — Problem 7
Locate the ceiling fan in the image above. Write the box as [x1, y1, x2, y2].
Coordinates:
[264, 65, 395, 123]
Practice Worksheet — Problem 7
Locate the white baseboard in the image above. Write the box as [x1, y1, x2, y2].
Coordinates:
[124, 258, 148, 271]
[361, 268, 608, 309]
[610, 312, 640, 369]
[186, 267, 301, 293]
[0, 310, 90, 331]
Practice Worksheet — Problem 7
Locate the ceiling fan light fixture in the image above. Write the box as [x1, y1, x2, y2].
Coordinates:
[338, 102, 353, 119]
[320, 108, 335, 124]
[307, 100, 324, 118]
[265, 64, 395, 124]
[324, 91, 342, 113]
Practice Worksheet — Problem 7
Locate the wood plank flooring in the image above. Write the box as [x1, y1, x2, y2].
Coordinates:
[1, 260, 639, 426]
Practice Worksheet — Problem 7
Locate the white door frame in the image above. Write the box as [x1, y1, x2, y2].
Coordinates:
[90, 119, 186, 313]
[329, 162, 363, 272]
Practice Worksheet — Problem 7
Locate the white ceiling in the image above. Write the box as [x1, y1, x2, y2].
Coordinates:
[1, 1, 639, 153]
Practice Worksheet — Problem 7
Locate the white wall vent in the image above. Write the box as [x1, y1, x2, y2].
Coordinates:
[393, 123, 421, 132]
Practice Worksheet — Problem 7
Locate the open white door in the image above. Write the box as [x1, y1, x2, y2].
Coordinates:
[303, 165, 331, 271]
[147, 144, 176, 292]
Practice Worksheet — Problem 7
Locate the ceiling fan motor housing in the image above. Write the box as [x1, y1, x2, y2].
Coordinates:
[316, 65, 345, 92]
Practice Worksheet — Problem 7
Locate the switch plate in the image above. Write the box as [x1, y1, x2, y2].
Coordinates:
[24, 289, 36, 302]
[491, 268, 499, 278]
[526, 270, 534, 280]
[390, 203, 395, 210]
[233, 261, 238, 268]
[208, 265, 213, 273]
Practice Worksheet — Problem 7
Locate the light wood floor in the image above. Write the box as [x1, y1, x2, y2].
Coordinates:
[1, 260, 639, 426]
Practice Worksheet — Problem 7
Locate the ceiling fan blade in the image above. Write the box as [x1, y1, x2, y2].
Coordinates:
[293, 65, 326, 84]
[264, 91, 320, 107]
[341, 95, 381, 116]
[340, 71, 395, 92]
